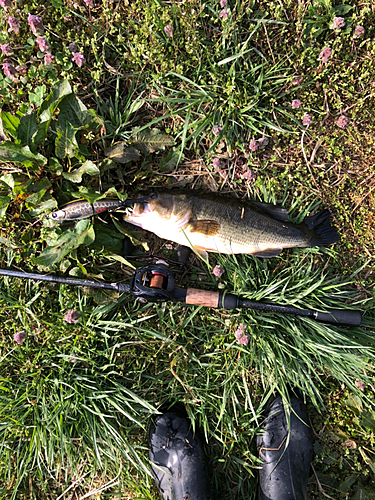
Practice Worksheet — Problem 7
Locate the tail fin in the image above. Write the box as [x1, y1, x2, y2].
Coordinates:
[304, 209, 338, 247]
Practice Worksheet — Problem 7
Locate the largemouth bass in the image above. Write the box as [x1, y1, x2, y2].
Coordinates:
[123, 191, 338, 258]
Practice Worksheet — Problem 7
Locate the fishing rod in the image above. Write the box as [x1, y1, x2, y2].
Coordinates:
[0, 263, 362, 327]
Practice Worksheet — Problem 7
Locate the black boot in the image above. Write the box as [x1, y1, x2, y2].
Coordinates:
[148, 404, 212, 500]
[256, 394, 313, 500]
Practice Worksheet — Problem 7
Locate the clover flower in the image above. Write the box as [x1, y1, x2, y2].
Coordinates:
[220, 0, 227, 7]
[68, 42, 78, 52]
[37, 36, 49, 52]
[28, 14, 44, 35]
[7, 16, 19, 34]
[302, 114, 312, 127]
[14, 331, 26, 344]
[248, 139, 258, 152]
[2, 62, 17, 80]
[319, 46, 332, 63]
[235, 323, 250, 346]
[291, 99, 301, 109]
[0, 0, 12, 9]
[212, 125, 223, 136]
[258, 136, 269, 149]
[292, 77, 303, 86]
[241, 167, 255, 181]
[330, 17, 345, 30]
[219, 8, 229, 19]
[212, 264, 224, 277]
[72, 52, 84, 67]
[0, 43, 13, 55]
[44, 53, 54, 65]
[83, 0, 93, 6]
[64, 309, 81, 324]
[354, 26, 365, 38]
[336, 115, 350, 129]
[213, 157, 222, 169]
[164, 24, 173, 38]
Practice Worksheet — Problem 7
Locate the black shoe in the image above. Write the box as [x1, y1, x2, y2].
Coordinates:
[256, 394, 313, 500]
[148, 404, 212, 500]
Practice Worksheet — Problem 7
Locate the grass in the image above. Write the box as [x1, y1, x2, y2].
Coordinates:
[0, 0, 375, 499]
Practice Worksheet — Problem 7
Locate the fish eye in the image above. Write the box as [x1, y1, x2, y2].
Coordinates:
[51, 213, 58, 218]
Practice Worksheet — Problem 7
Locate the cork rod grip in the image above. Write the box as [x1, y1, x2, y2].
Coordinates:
[185, 288, 220, 307]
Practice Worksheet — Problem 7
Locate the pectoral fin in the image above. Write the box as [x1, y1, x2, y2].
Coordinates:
[193, 246, 209, 261]
[189, 220, 221, 235]
[252, 249, 283, 258]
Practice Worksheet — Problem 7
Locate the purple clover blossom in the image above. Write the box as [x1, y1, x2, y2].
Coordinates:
[72, 52, 84, 67]
[213, 157, 222, 169]
[164, 24, 173, 38]
[28, 14, 44, 35]
[292, 77, 303, 86]
[68, 42, 78, 52]
[37, 36, 49, 52]
[302, 114, 312, 127]
[319, 46, 332, 63]
[249, 139, 258, 152]
[219, 8, 229, 19]
[258, 136, 269, 149]
[212, 125, 223, 136]
[354, 26, 365, 38]
[330, 16, 345, 30]
[235, 323, 250, 346]
[336, 115, 350, 129]
[83, 0, 93, 6]
[220, 0, 227, 7]
[0, 43, 13, 55]
[355, 380, 365, 391]
[0, 0, 12, 9]
[2, 62, 17, 80]
[64, 309, 81, 324]
[212, 264, 224, 277]
[44, 53, 54, 65]
[8, 16, 19, 34]
[291, 99, 301, 109]
[14, 331, 27, 344]
[242, 168, 255, 181]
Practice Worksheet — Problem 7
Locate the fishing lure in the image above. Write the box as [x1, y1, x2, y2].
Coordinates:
[49, 194, 156, 222]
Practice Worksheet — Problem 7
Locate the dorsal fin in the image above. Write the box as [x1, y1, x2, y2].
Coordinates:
[250, 201, 289, 222]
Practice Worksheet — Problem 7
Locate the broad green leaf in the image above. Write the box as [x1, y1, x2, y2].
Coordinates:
[159, 148, 180, 172]
[112, 217, 149, 251]
[0, 142, 47, 166]
[62, 160, 100, 183]
[55, 121, 79, 159]
[0, 196, 11, 217]
[17, 111, 38, 150]
[38, 79, 72, 123]
[130, 127, 175, 154]
[34, 120, 49, 145]
[28, 197, 58, 217]
[35, 220, 95, 268]
[105, 143, 141, 164]
[72, 186, 105, 204]
[56, 94, 99, 158]
[0, 112, 20, 139]
[25, 178, 52, 207]
[0, 235, 18, 248]
[93, 224, 124, 254]
[360, 410, 375, 431]
[58, 93, 98, 130]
